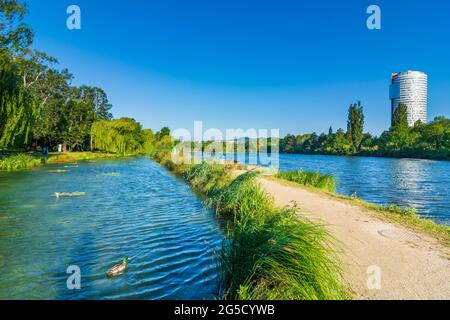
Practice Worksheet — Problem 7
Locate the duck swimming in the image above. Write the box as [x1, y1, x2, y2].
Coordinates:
[107, 257, 128, 277]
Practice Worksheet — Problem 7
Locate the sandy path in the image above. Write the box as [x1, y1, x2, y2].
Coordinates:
[258, 177, 450, 300]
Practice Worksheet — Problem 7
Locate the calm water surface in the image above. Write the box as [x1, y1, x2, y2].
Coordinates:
[0, 158, 223, 299]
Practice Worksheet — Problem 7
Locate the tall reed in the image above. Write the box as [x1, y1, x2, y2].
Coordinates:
[0, 154, 42, 171]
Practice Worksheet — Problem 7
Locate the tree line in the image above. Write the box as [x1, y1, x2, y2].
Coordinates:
[280, 102, 450, 160]
[0, 1, 163, 155]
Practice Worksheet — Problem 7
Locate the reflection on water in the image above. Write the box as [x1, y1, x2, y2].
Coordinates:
[0, 158, 223, 299]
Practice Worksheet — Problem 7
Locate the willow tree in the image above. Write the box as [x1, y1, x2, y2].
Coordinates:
[91, 118, 145, 155]
[0, 53, 36, 150]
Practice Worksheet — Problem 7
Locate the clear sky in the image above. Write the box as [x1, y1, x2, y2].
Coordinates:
[25, 0, 450, 136]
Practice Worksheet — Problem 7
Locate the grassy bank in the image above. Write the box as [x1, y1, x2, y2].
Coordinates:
[271, 174, 450, 247]
[0, 154, 43, 171]
[276, 170, 336, 192]
[0, 152, 130, 171]
[46, 152, 126, 164]
[151, 152, 350, 300]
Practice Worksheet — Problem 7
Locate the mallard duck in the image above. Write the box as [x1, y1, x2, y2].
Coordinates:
[107, 257, 128, 277]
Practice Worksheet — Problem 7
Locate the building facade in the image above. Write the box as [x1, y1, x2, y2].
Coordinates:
[389, 71, 428, 126]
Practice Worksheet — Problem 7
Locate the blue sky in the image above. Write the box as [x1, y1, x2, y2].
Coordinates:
[25, 0, 450, 136]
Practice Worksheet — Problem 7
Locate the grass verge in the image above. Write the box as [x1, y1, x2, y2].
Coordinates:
[276, 170, 336, 192]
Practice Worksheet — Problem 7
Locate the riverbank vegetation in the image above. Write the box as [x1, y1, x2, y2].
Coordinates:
[280, 102, 450, 160]
[0, 153, 42, 171]
[0, 151, 130, 171]
[149, 139, 350, 299]
[276, 170, 336, 192]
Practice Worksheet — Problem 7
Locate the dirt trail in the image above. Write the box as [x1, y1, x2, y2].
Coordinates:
[258, 177, 450, 300]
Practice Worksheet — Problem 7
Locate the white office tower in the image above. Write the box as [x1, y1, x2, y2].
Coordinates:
[389, 71, 428, 126]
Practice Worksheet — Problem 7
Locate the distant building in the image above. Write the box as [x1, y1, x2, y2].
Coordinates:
[389, 71, 428, 126]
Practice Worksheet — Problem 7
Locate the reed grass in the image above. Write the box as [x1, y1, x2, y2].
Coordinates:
[183, 162, 231, 195]
[206, 172, 273, 222]
[276, 170, 336, 192]
[0, 154, 43, 171]
[222, 208, 349, 300]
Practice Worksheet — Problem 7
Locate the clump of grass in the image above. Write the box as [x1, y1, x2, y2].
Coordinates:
[206, 172, 274, 222]
[222, 208, 349, 300]
[276, 170, 336, 192]
[183, 162, 231, 195]
[385, 204, 417, 216]
[0, 154, 43, 171]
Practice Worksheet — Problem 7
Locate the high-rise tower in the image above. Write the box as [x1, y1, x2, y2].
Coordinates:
[389, 71, 428, 126]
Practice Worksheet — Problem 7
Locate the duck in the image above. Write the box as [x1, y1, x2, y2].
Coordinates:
[107, 257, 129, 277]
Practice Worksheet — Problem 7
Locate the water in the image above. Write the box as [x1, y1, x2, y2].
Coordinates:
[0, 158, 223, 299]
[277, 154, 450, 225]
[206, 153, 450, 225]
[1, 154, 449, 299]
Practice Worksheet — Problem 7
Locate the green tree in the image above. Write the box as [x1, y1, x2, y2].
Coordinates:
[0, 0, 33, 55]
[346, 101, 364, 152]
[419, 117, 449, 149]
[388, 104, 415, 150]
[392, 103, 408, 127]
[91, 118, 145, 155]
[155, 127, 171, 140]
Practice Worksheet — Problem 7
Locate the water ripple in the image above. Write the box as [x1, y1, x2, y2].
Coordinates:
[0, 158, 223, 299]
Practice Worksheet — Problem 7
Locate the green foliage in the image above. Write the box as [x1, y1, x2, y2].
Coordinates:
[280, 100, 449, 160]
[155, 127, 170, 140]
[347, 101, 364, 152]
[0, 0, 33, 54]
[385, 204, 417, 216]
[207, 172, 273, 222]
[183, 162, 231, 195]
[1, 3, 114, 152]
[141, 129, 156, 154]
[0, 51, 35, 149]
[223, 207, 348, 300]
[392, 103, 409, 127]
[276, 170, 336, 192]
[0, 153, 42, 171]
[91, 118, 147, 155]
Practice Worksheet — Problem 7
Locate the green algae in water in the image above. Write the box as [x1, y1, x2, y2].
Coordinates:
[47, 170, 69, 173]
